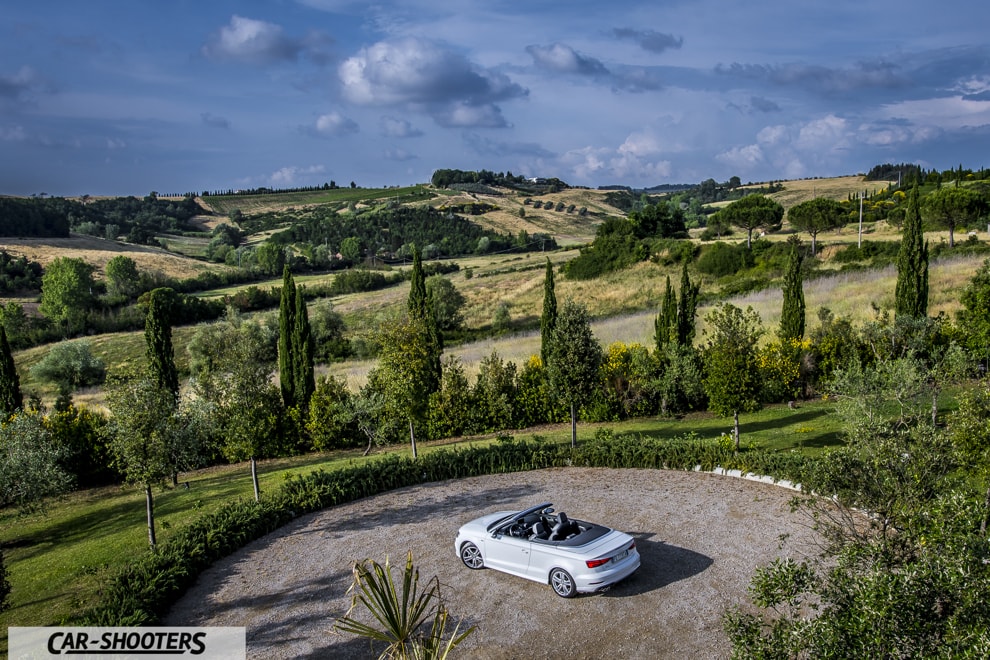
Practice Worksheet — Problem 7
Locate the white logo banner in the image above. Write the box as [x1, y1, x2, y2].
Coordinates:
[8, 627, 246, 659]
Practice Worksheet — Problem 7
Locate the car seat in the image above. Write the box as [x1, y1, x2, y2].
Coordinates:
[549, 512, 574, 541]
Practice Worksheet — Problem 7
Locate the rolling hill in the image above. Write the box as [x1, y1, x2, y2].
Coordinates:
[3, 173, 989, 406]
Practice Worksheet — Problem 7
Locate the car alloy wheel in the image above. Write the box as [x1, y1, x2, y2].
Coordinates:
[549, 568, 577, 598]
[460, 542, 484, 569]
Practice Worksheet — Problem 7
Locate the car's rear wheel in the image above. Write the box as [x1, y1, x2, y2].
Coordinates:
[460, 542, 484, 569]
[549, 568, 577, 598]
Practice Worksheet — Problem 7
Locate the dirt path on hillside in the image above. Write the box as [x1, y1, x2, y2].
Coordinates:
[165, 468, 821, 659]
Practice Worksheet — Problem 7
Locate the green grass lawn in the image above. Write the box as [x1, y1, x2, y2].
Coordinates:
[0, 399, 846, 653]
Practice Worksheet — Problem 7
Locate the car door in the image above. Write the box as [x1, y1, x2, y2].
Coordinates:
[527, 539, 562, 581]
[483, 530, 532, 578]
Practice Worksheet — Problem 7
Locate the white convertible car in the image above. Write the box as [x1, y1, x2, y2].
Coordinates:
[454, 502, 640, 597]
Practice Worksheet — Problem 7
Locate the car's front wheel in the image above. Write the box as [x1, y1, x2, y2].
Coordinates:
[460, 542, 484, 569]
[549, 568, 577, 598]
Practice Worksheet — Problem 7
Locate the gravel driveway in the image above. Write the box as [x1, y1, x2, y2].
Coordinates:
[165, 468, 820, 659]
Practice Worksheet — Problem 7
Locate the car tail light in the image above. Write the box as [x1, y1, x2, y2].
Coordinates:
[586, 557, 611, 568]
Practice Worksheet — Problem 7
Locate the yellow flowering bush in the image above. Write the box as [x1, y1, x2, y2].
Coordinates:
[757, 338, 808, 403]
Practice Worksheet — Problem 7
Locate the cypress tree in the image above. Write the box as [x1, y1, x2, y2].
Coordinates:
[407, 247, 442, 396]
[0, 326, 22, 415]
[408, 247, 428, 319]
[292, 289, 315, 410]
[540, 258, 557, 365]
[779, 240, 806, 341]
[144, 288, 179, 397]
[675, 261, 700, 347]
[654, 276, 677, 352]
[895, 185, 929, 318]
[278, 266, 298, 408]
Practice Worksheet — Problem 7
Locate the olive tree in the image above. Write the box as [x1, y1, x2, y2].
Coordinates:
[104, 375, 202, 548]
[188, 316, 280, 501]
[0, 412, 72, 512]
[29, 340, 105, 410]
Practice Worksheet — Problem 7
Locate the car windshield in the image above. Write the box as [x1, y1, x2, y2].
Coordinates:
[486, 502, 553, 532]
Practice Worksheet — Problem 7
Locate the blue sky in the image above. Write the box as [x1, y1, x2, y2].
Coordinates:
[2, 0, 989, 196]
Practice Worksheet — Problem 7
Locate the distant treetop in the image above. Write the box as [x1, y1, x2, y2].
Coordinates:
[431, 169, 569, 192]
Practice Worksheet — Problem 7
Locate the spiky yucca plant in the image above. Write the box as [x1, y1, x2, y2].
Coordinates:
[334, 553, 473, 659]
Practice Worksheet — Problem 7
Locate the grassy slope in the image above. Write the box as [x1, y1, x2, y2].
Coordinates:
[0, 234, 223, 281]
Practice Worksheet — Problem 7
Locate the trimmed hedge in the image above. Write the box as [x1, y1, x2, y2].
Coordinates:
[79, 435, 813, 625]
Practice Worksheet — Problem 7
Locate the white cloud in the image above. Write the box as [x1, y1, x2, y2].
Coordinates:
[878, 96, 990, 130]
[617, 130, 665, 158]
[951, 75, 990, 96]
[716, 144, 764, 170]
[795, 114, 849, 152]
[340, 38, 523, 105]
[0, 125, 27, 141]
[203, 16, 301, 63]
[338, 37, 525, 128]
[562, 146, 608, 180]
[434, 102, 508, 128]
[0, 66, 47, 101]
[269, 164, 326, 186]
[380, 116, 423, 138]
[312, 112, 359, 136]
[383, 147, 416, 161]
[526, 43, 609, 76]
[756, 124, 788, 146]
[726, 114, 856, 177]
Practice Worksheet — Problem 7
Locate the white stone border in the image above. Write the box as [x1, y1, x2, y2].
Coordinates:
[699, 465, 803, 492]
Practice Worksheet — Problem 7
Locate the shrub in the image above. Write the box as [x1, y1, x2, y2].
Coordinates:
[833, 240, 901, 266]
[563, 218, 648, 280]
[0, 550, 10, 613]
[696, 241, 753, 277]
[43, 405, 120, 488]
[30, 341, 106, 407]
[492, 302, 511, 333]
